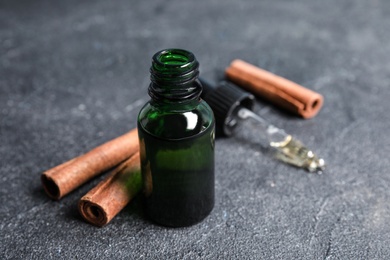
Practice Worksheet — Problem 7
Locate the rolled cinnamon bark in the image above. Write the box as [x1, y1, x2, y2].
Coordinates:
[225, 59, 324, 118]
[78, 152, 141, 227]
[41, 128, 139, 200]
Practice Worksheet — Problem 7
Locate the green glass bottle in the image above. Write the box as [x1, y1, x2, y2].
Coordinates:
[137, 49, 215, 227]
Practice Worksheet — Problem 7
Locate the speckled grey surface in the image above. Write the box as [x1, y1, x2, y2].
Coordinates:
[1, 0, 390, 259]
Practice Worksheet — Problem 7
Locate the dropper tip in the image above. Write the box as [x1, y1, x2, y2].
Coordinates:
[307, 157, 326, 173]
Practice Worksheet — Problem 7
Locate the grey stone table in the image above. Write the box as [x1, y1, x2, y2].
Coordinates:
[1, 0, 390, 259]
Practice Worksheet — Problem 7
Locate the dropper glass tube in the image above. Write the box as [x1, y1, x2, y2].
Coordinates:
[231, 107, 325, 172]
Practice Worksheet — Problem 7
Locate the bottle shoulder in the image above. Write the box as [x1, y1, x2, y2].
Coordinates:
[138, 99, 214, 139]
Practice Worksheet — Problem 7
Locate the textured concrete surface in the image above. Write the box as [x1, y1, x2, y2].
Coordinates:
[1, 0, 390, 259]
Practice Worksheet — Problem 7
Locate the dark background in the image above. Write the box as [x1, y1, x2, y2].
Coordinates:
[1, 0, 390, 259]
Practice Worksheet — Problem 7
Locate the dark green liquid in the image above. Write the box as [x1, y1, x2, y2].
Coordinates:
[138, 113, 215, 227]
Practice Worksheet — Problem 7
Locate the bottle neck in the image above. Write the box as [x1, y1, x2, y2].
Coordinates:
[148, 49, 202, 105]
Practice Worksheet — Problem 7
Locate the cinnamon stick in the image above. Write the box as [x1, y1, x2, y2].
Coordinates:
[41, 128, 139, 200]
[225, 59, 324, 118]
[78, 152, 141, 227]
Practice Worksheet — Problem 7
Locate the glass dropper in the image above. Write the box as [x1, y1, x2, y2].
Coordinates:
[200, 79, 325, 173]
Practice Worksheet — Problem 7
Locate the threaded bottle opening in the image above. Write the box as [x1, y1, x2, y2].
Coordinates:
[149, 49, 201, 102]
